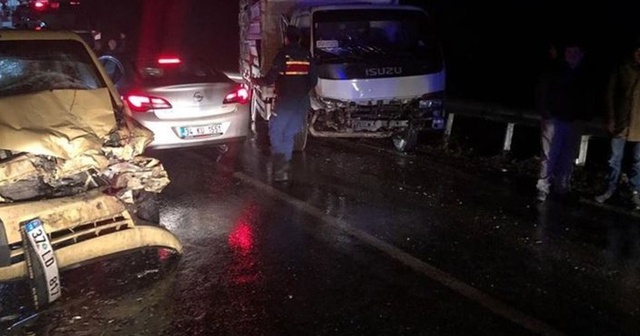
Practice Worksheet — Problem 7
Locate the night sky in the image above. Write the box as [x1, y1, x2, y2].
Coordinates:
[81, 0, 238, 67]
[81, 0, 640, 110]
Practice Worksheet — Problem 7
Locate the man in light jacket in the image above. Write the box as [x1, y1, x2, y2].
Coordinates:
[595, 40, 640, 208]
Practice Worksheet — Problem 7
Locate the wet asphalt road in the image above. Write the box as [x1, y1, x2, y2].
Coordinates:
[3, 131, 640, 336]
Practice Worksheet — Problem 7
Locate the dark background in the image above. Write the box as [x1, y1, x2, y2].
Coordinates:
[79, 0, 640, 112]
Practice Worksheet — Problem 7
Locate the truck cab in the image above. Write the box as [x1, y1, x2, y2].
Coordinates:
[240, 0, 446, 152]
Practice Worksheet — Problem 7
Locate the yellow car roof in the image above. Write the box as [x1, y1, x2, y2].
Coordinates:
[0, 29, 125, 128]
[0, 29, 87, 42]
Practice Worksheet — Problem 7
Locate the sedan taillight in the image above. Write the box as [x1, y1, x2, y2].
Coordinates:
[223, 85, 250, 105]
[126, 94, 172, 113]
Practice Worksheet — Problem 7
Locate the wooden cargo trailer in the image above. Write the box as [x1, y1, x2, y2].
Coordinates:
[238, 0, 446, 153]
[239, 0, 398, 82]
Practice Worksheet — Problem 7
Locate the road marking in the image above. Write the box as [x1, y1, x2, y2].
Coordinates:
[232, 170, 567, 336]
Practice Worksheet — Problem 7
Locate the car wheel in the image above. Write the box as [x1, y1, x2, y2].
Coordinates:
[132, 190, 160, 224]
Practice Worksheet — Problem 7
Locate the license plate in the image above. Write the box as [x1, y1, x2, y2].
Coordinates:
[24, 219, 61, 303]
[179, 124, 223, 138]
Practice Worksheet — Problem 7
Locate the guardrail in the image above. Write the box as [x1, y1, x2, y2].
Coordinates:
[445, 99, 608, 166]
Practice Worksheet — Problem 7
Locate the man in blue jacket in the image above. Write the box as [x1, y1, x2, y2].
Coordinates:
[252, 26, 318, 182]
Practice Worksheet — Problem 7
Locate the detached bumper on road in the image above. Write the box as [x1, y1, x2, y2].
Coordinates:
[0, 189, 182, 283]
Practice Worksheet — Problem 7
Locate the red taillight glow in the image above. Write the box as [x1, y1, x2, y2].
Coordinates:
[126, 94, 172, 112]
[157, 58, 181, 65]
[33, 1, 47, 9]
[223, 86, 250, 105]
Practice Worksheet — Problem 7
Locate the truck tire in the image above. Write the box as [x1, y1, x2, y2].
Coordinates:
[293, 112, 309, 152]
[393, 127, 418, 153]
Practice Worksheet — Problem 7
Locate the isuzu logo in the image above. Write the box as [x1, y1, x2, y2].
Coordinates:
[365, 67, 403, 77]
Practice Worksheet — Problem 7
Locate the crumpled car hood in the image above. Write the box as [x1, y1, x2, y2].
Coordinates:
[0, 88, 115, 160]
[0, 88, 169, 203]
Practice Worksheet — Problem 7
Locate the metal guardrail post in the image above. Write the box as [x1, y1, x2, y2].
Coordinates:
[576, 134, 591, 166]
[447, 99, 609, 168]
[503, 123, 515, 153]
[443, 112, 455, 147]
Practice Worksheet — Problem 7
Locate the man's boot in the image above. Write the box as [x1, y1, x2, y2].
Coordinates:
[272, 154, 290, 182]
[275, 160, 290, 182]
[595, 189, 614, 204]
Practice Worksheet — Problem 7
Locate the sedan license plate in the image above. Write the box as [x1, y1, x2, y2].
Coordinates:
[23, 219, 61, 305]
[179, 124, 223, 139]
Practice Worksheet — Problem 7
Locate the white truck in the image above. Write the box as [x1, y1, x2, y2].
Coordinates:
[239, 0, 446, 152]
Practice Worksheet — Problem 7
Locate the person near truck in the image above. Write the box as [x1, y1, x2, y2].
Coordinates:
[535, 40, 592, 203]
[251, 26, 318, 182]
[594, 40, 640, 208]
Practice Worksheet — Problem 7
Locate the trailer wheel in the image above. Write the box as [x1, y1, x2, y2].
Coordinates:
[293, 112, 309, 152]
[393, 127, 419, 153]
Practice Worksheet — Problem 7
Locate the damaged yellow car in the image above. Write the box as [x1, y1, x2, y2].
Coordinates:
[0, 30, 182, 289]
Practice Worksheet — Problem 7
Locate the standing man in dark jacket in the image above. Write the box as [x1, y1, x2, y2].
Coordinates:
[594, 41, 640, 207]
[251, 26, 318, 182]
[535, 41, 592, 202]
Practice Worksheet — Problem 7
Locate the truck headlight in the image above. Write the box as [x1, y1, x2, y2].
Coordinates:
[418, 99, 443, 109]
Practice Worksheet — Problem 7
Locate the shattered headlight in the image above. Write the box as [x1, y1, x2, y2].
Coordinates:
[317, 96, 348, 110]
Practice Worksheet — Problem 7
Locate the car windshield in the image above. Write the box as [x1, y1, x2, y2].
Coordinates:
[133, 58, 231, 86]
[312, 9, 442, 63]
[0, 40, 106, 98]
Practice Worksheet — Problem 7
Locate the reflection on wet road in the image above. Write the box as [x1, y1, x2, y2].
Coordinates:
[3, 136, 640, 335]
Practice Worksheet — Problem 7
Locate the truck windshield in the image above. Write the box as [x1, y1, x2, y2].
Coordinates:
[312, 9, 442, 64]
